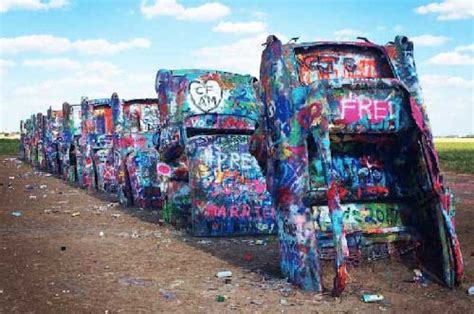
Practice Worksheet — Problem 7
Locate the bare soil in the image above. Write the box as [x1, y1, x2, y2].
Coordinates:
[0, 156, 472, 313]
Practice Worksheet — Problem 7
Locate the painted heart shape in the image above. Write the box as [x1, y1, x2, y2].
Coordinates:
[189, 80, 222, 113]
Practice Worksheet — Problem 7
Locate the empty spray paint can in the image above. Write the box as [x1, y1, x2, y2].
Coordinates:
[468, 286, 474, 296]
[361, 294, 384, 303]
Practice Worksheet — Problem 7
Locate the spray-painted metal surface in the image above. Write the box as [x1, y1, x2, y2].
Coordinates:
[259, 35, 463, 295]
[22, 116, 36, 165]
[61, 102, 82, 183]
[44, 107, 64, 175]
[31, 112, 47, 169]
[78, 95, 118, 192]
[114, 98, 163, 209]
[19, 120, 27, 161]
[156, 69, 275, 236]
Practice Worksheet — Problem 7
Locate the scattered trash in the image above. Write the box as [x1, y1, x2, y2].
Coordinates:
[197, 240, 212, 245]
[216, 295, 226, 302]
[99, 231, 105, 237]
[224, 278, 232, 284]
[71, 212, 80, 217]
[60, 246, 66, 251]
[216, 271, 232, 278]
[39, 185, 48, 189]
[280, 287, 293, 297]
[118, 277, 154, 287]
[0, 289, 3, 294]
[159, 289, 176, 300]
[279, 299, 288, 305]
[255, 239, 266, 245]
[468, 286, 474, 296]
[413, 269, 428, 286]
[24, 184, 34, 191]
[29, 195, 37, 200]
[11, 211, 22, 217]
[243, 252, 253, 262]
[8, 176, 14, 180]
[112, 213, 121, 218]
[361, 294, 384, 303]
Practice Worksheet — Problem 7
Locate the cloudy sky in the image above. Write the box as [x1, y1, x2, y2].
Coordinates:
[0, 0, 473, 135]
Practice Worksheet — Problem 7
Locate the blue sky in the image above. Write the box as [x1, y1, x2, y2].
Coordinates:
[0, 0, 473, 135]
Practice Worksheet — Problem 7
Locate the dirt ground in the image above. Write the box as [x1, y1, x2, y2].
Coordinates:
[0, 156, 472, 313]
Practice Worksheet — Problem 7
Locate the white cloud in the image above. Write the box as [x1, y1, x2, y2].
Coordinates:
[420, 74, 474, 88]
[76, 61, 123, 77]
[2, 64, 156, 131]
[415, 0, 474, 20]
[334, 29, 367, 41]
[22, 58, 80, 70]
[427, 51, 474, 65]
[0, 59, 16, 76]
[412, 34, 450, 46]
[455, 44, 474, 52]
[212, 21, 266, 34]
[0, 35, 151, 55]
[193, 33, 286, 77]
[140, 0, 230, 21]
[0, 0, 68, 13]
[420, 74, 474, 136]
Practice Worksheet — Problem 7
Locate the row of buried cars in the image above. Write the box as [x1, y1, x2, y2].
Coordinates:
[18, 35, 463, 295]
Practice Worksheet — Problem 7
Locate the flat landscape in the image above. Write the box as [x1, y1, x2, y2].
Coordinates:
[0, 139, 473, 312]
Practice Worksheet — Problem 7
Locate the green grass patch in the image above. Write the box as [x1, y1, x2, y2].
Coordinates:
[434, 138, 474, 174]
[0, 139, 20, 155]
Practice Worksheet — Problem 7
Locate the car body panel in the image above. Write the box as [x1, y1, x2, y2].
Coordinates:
[114, 98, 163, 209]
[259, 35, 462, 294]
[156, 69, 276, 236]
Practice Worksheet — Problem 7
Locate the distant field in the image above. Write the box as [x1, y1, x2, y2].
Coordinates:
[434, 138, 474, 174]
[1, 137, 472, 174]
[0, 139, 20, 155]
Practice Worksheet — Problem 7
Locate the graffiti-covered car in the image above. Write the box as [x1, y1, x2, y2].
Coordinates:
[78, 95, 119, 192]
[24, 116, 36, 165]
[61, 102, 82, 183]
[259, 35, 463, 295]
[114, 98, 162, 209]
[45, 107, 64, 175]
[156, 69, 275, 236]
[32, 112, 47, 169]
[19, 120, 28, 161]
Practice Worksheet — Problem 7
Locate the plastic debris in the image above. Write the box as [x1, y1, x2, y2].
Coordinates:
[99, 231, 105, 237]
[29, 195, 37, 200]
[159, 289, 176, 300]
[39, 185, 48, 189]
[216, 271, 232, 278]
[279, 299, 288, 305]
[24, 184, 34, 191]
[255, 239, 266, 245]
[112, 213, 121, 218]
[71, 212, 80, 217]
[197, 240, 212, 245]
[413, 269, 428, 286]
[216, 295, 226, 302]
[118, 277, 154, 287]
[361, 294, 384, 303]
[8, 176, 14, 180]
[468, 286, 474, 296]
[243, 252, 253, 262]
[11, 211, 22, 217]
